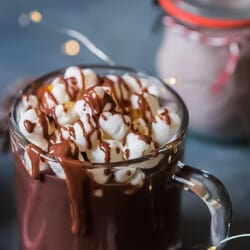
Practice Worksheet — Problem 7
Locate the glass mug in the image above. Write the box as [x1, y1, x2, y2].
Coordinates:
[9, 65, 232, 250]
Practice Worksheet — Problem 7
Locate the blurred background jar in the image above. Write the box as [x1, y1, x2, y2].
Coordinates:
[156, 0, 250, 140]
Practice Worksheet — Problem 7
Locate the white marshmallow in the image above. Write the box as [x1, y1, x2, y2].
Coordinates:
[130, 92, 159, 120]
[129, 169, 145, 186]
[72, 115, 98, 152]
[74, 86, 113, 117]
[22, 94, 39, 110]
[87, 168, 110, 184]
[122, 132, 154, 160]
[19, 109, 48, 151]
[114, 167, 137, 183]
[151, 116, 171, 147]
[151, 108, 181, 146]
[99, 112, 131, 141]
[87, 139, 124, 163]
[82, 68, 98, 89]
[147, 85, 160, 97]
[54, 103, 78, 126]
[105, 74, 130, 103]
[122, 74, 148, 93]
[64, 66, 83, 89]
[51, 125, 72, 143]
[50, 77, 70, 104]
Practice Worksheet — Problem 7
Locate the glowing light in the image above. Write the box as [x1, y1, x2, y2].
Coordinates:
[164, 77, 177, 85]
[18, 14, 30, 26]
[149, 185, 153, 192]
[30, 11, 42, 23]
[63, 40, 80, 56]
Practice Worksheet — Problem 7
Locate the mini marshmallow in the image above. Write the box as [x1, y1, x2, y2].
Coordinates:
[147, 85, 161, 97]
[87, 168, 110, 184]
[122, 132, 154, 160]
[99, 112, 131, 141]
[19, 109, 49, 151]
[22, 94, 39, 110]
[114, 167, 137, 183]
[64, 66, 83, 89]
[105, 75, 130, 104]
[50, 77, 71, 104]
[64, 67, 98, 90]
[151, 108, 181, 146]
[122, 74, 148, 93]
[51, 124, 73, 143]
[82, 68, 98, 89]
[130, 92, 159, 121]
[72, 114, 98, 152]
[87, 139, 124, 163]
[75, 86, 114, 117]
[54, 102, 78, 126]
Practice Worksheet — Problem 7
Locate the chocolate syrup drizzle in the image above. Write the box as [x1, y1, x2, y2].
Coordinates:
[49, 141, 91, 234]
[26, 144, 42, 179]
[24, 120, 36, 133]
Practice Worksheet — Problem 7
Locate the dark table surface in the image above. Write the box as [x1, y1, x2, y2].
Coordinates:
[1, 1, 250, 249]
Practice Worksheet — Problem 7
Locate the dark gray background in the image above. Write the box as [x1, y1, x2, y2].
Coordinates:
[0, 0, 250, 249]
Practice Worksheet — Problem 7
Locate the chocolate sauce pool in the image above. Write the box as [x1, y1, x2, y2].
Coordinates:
[13, 150, 182, 250]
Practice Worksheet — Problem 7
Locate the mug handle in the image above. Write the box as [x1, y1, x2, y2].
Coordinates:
[172, 161, 232, 249]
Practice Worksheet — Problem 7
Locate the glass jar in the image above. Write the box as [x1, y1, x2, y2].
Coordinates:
[156, 0, 250, 140]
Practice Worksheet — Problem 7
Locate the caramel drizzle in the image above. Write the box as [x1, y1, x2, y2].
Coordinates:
[49, 141, 91, 234]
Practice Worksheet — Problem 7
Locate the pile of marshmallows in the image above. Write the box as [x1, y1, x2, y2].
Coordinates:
[18, 66, 181, 187]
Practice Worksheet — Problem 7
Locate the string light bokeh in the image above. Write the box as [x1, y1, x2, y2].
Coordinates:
[63, 40, 80, 56]
[18, 10, 81, 57]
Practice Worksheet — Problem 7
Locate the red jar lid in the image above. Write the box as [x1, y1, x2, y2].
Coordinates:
[159, 0, 250, 29]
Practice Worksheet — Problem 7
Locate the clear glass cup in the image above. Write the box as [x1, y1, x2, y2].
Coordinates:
[9, 65, 232, 250]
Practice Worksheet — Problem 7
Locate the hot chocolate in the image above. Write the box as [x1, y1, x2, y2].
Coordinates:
[9, 65, 231, 250]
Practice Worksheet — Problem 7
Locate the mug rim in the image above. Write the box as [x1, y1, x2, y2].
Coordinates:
[9, 64, 189, 168]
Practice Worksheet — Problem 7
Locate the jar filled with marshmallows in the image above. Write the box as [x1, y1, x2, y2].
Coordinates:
[156, 0, 250, 140]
